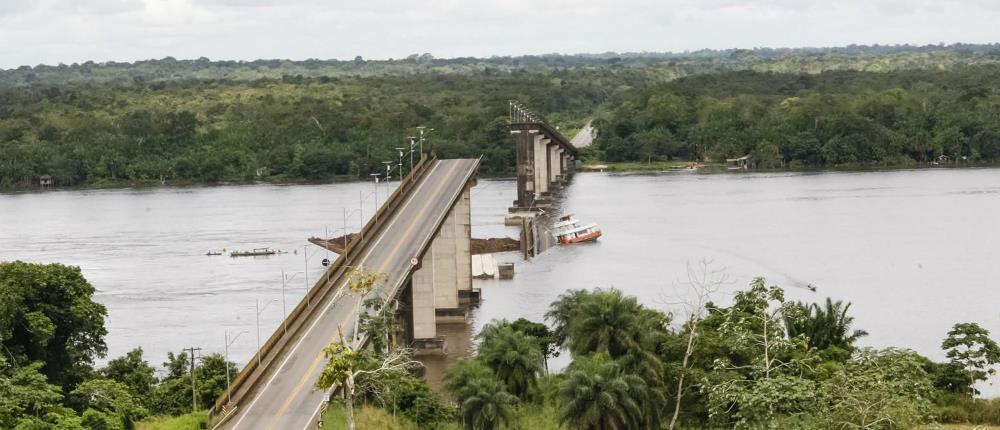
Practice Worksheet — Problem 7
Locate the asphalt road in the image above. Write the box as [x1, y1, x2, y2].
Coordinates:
[220, 158, 480, 430]
[570, 120, 594, 148]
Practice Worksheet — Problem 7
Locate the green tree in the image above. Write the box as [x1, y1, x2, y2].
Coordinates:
[475, 323, 544, 400]
[566, 288, 645, 359]
[149, 351, 238, 415]
[508, 318, 557, 372]
[0, 261, 108, 389]
[819, 348, 935, 429]
[0, 360, 77, 429]
[314, 340, 417, 430]
[454, 375, 517, 430]
[941, 322, 1000, 396]
[70, 378, 148, 429]
[444, 359, 495, 400]
[100, 348, 157, 409]
[558, 353, 646, 430]
[783, 298, 868, 352]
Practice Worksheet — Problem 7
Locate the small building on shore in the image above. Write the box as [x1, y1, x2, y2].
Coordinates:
[726, 155, 752, 170]
[39, 175, 53, 188]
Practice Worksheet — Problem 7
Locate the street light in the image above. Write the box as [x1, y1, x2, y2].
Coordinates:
[407, 136, 417, 173]
[224, 330, 248, 405]
[360, 189, 378, 225]
[417, 126, 433, 156]
[343, 207, 363, 242]
[280, 269, 305, 335]
[395, 147, 406, 178]
[369, 173, 382, 223]
[382, 161, 393, 182]
[254, 299, 278, 366]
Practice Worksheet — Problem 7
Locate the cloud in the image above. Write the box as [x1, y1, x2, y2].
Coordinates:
[1, 0, 999, 68]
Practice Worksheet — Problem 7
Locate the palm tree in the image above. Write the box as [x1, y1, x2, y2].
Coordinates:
[784, 298, 868, 351]
[457, 375, 518, 430]
[569, 288, 645, 359]
[558, 353, 648, 430]
[445, 359, 495, 399]
[476, 324, 544, 399]
[545, 289, 589, 349]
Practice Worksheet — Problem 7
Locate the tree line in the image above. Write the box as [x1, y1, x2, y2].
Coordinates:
[6, 47, 1000, 191]
[592, 66, 1000, 167]
[0, 71, 611, 190]
[5, 261, 1000, 429]
[310, 264, 1000, 429]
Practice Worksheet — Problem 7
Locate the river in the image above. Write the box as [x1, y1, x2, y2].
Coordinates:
[2, 168, 999, 393]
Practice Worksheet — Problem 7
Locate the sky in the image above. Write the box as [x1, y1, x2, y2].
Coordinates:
[1, 0, 999, 69]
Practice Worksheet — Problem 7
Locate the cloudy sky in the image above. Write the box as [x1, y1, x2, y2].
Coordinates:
[1, 0, 998, 69]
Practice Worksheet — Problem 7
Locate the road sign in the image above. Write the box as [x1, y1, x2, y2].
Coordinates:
[410, 257, 419, 266]
[321, 258, 330, 267]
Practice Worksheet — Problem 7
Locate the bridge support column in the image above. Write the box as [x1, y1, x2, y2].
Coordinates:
[410, 187, 473, 349]
[513, 130, 536, 209]
[534, 137, 550, 197]
[549, 145, 562, 185]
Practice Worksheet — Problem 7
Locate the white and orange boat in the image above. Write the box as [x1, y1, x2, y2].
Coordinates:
[553, 213, 602, 244]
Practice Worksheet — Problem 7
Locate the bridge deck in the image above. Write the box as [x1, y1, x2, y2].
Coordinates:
[221, 158, 480, 430]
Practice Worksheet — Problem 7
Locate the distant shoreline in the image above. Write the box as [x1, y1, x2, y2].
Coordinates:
[5, 162, 998, 195]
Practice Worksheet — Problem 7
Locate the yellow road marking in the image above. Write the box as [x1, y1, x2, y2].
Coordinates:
[263, 161, 463, 429]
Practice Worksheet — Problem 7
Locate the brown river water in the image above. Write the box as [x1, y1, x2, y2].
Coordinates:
[2, 168, 999, 393]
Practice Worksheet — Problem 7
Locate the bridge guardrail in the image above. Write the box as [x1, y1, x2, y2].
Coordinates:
[314, 156, 483, 422]
[210, 154, 434, 420]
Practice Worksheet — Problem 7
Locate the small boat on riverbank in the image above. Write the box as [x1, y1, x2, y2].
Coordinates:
[229, 248, 282, 257]
[205, 250, 223, 256]
[553, 213, 602, 244]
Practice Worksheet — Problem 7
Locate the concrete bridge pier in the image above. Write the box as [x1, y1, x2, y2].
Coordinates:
[534, 136, 551, 197]
[513, 129, 537, 210]
[549, 144, 563, 185]
[409, 186, 475, 353]
[510, 114, 578, 212]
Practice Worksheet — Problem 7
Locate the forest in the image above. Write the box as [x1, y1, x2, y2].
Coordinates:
[5, 260, 1000, 429]
[4, 45, 1000, 190]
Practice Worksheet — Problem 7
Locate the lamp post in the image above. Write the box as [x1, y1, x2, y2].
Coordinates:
[343, 207, 363, 242]
[369, 173, 381, 223]
[417, 126, 433, 156]
[301, 243, 328, 307]
[224, 330, 247, 405]
[407, 136, 417, 173]
[280, 270, 304, 335]
[254, 299, 277, 366]
[383, 161, 393, 182]
[395, 148, 405, 178]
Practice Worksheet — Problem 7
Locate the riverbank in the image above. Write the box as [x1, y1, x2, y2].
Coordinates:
[582, 159, 1000, 174]
[7, 160, 999, 194]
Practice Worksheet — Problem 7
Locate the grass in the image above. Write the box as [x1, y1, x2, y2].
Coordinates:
[318, 402, 560, 430]
[136, 412, 208, 430]
[936, 425, 1000, 430]
[505, 403, 561, 430]
[320, 403, 422, 430]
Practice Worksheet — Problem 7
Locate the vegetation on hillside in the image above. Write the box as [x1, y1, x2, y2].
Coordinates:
[6, 45, 1000, 190]
[592, 66, 1000, 167]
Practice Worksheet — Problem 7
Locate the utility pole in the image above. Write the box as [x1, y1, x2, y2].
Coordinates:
[224, 331, 246, 406]
[184, 346, 202, 412]
[407, 137, 416, 174]
[395, 148, 405, 179]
